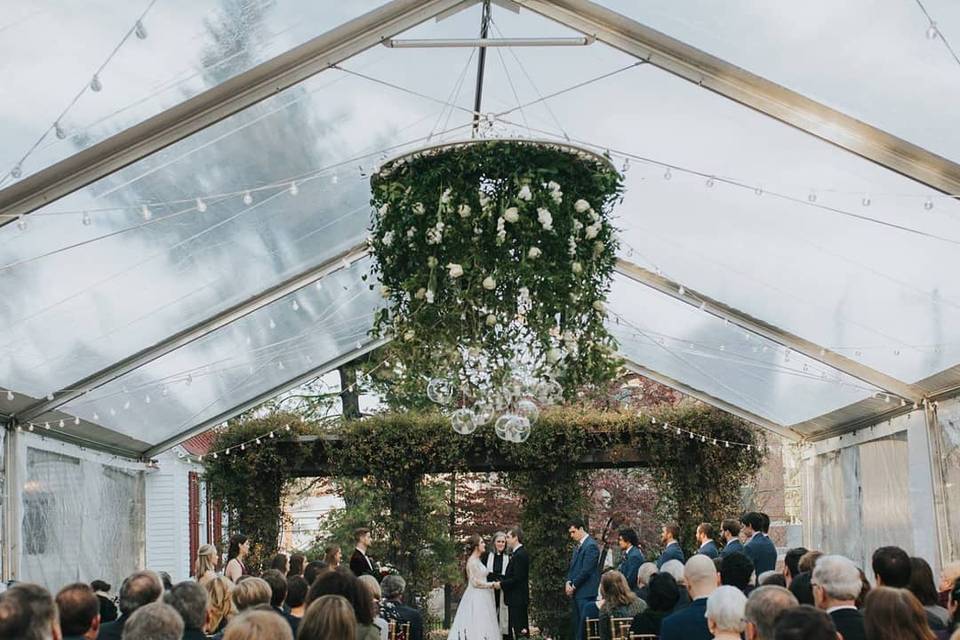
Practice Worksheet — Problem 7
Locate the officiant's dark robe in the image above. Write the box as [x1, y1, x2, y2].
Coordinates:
[485, 551, 510, 635]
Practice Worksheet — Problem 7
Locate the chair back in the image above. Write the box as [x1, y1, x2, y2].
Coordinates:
[585, 617, 601, 640]
[609, 616, 633, 640]
[388, 620, 411, 640]
[629, 635, 657, 640]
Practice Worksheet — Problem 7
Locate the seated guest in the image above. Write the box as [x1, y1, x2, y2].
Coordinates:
[231, 577, 272, 613]
[937, 577, 960, 640]
[660, 560, 690, 607]
[811, 555, 865, 640]
[741, 512, 776, 577]
[56, 583, 101, 640]
[782, 548, 808, 587]
[773, 604, 840, 640]
[381, 574, 424, 640]
[789, 552, 822, 607]
[657, 524, 685, 568]
[99, 570, 164, 640]
[758, 571, 786, 587]
[720, 552, 756, 596]
[91, 580, 118, 623]
[204, 576, 234, 634]
[598, 571, 646, 640]
[0, 583, 61, 640]
[298, 594, 357, 640]
[938, 561, 960, 608]
[872, 546, 912, 588]
[864, 586, 936, 640]
[222, 608, 293, 640]
[696, 522, 719, 559]
[358, 575, 388, 640]
[121, 602, 184, 640]
[630, 572, 680, 636]
[303, 560, 329, 587]
[720, 519, 744, 558]
[288, 554, 306, 579]
[799, 550, 823, 574]
[856, 568, 871, 609]
[262, 570, 299, 635]
[744, 585, 798, 640]
[326, 546, 344, 570]
[911, 557, 950, 631]
[285, 576, 309, 620]
[659, 555, 719, 640]
[307, 567, 379, 640]
[270, 553, 290, 576]
[163, 581, 208, 640]
[635, 562, 658, 601]
[706, 585, 747, 640]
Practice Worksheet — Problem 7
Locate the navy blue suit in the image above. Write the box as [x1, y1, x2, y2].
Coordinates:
[656, 542, 684, 569]
[659, 597, 711, 640]
[567, 535, 600, 640]
[697, 540, 719, 559]
[744, 533, 777, 576]
[618, 546, 644, 592]
[720, 538, 744, 557]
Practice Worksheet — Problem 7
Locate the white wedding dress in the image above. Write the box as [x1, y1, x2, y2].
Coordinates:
[448, 556, 502, 640]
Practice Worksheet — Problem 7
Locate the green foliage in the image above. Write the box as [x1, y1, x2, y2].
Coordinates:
[367, 140, 624, 407]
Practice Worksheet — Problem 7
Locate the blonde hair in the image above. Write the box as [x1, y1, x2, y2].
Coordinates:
[299, 595, 357, 640]
[195, 543, 218, 578]
[204, 575, 234, 633]
[223, 609, 293, 640]
[231, 577, 271, 612]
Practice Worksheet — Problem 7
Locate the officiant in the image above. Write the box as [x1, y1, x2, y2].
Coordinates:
[484, 531, 511, 639]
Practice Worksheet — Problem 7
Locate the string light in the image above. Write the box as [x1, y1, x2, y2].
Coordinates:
[807, 191, 817, 203]
[134, 20, 148, 39]
[195, 198, 207, 213]
[924, 198, 934, 211]
[10, 165, 22, 179]
[663, 167, 672, 180]
[16, 215, 27, 231]
[141, 204, 152, 221]
[291, 300, 300, 311]
[861, 194, 871, 207]
[289, 181, 299, 196]
[90, 74, 103, 92]
[82, 211, 92, 226]
[6, 390, 13, 401]
[705, 176, 715, 188]
[927, 21, 939, 40]
[54, 122, 67, 140]
[242, 191, 253, 205]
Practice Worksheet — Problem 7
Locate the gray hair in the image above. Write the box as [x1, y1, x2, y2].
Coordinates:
[638, 563, 658, 587]
[381, 574, 406, 600]
[0, 583, 57, 640]
[121, 602, 184, 640]
[705, 585, 747, 633]
[661, 559, 685, 585]
[812, 555, 861, 601]
[118, 571, 163, 616]
[163, 581, 208, 630]
[745, 585, 798, 640]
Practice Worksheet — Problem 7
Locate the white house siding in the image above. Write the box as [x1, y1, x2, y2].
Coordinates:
[145, 448, 205, 583]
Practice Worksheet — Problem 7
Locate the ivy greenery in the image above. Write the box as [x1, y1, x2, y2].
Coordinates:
[205, 404, 765, 639]
[368, 140, 624, 403]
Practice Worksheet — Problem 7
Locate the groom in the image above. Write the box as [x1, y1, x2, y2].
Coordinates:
[499, 526, 530, 639]
[565, 518, 600, 640]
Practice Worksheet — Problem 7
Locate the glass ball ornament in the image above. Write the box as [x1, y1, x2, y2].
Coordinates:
[472, 399, 495, 425]
[506, 415, 531, 443]
[534, 378, 563, 404]
[516, 399, 540, 424]
[494, 414, 517, 440]
[451, 408, 478, 435]
[426, 378, 455, 405]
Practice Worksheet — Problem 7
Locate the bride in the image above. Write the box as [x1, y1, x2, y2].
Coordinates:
[448, 534, 502, 640]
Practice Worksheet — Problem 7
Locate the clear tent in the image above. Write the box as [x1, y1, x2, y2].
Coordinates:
[1, 0, 959, 459]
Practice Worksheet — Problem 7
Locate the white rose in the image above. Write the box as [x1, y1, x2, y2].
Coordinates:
[573, 220, 583, 232]
[503, 207, 519, 223]
[593, 300, 605, 312]
[482, 276, 496, 290]
[527, 247, 542, 259]
[382, 231, 394, 246]
[547, 348, 562, 364]
[585, 223, 600, 240]
[572, 261, 583, 274]
[404, 330, 415, 341]
[574, 199, 590, 213]
[518, 185, 532, 201]
[537, 207, 553, 231]
[413, 202, 425, 215]
[415, 288, 426, 300]
[378, 203, 390, 216]
[427, 256, 438, 268]
[406, 227, 417, 238]
[551, 190, 563, 205]
[425, 289, 435, 304]
[547, 180, 561, 193]
[486, 314, 497, 327]
[380, 286, 391, 298]
[458, 204, 471, 218]
[589, 210, 600, 223]
[519, 286, 530, 299]
[447, 263, 464, 278]
[496, 230, 506, 245]
[440, 188, 452, 204]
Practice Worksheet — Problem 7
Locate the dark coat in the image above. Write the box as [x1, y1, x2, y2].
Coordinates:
[655, 542, 685, 569]
[96, 613, 128, 640]
[501, 546, 530, 607]
[659, 597, 711, 640]
[618, 546, 644, 591]
[743, 533, 777, 576]
[96, 594, 118, 623]
[349, 548, 379, 578]
[381, 600, 424, 640]
[829, 607, 866, 640]
[567, 536, 600, 601]
[696, 540, 719, 559]
[720, 538, 744, 557]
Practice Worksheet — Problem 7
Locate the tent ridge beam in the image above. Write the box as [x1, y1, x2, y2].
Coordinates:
[0, 0, 472, 224]
[15, 243, 369, 423]
[520, 0, 960, 195]
[614, 258, 926, 404]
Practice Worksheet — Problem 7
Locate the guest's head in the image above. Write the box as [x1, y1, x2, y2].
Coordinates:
[357, 575, 382, 617]
[231, 577, 271, 612]
[940, 561, 960, 592]
[599, 571, 636, 611]
[799, 550, 823, 574]
[758, 571, 786, 587]
[740, 512, 764, 537]
[269, 553, 290, 575]
[567, 517, 588, 543]
[646, 572, 680, 612]
[789, 570, 815, 606]
[227, 534, 250, 561]
[288, 553, 306, 578]
[721, 519, 742, 542]
[637, 562, 658, 588]
[811, 555, 861, 609]
[661, 523, 680, 545]
[772, 604, 839, 640]
[118, 570, 163, 616]
[163, 581, 208, 632]
[706, 585, 747, 637]
[90, 580, 111, 594]
[660, 560, 685, 586]
[864, 586, 936, 640]
[260, 570, 287, 609]
[158, 572, 174, 593]
[324, 546, 342, 567]
[0, 583, 61, 640]
[856, 568, 871, 609]
[720, 551, 755, 592]
[744, 585, 798, 640]
[203, 576, 233, 634]
[285, 576, 308, 614]
[618, 528, 639, 551]
[121, 602, 183, 640]
[195, 544, 219, 579]
[381, 575, 406, 603]
[303, 560, 328, 587]
[491, 531, 508, 555]
[222, 608, 293, 640]
[908, 557, 940, 607]
[306, 567, 374, 625]
[56, 583, 100, 640]
[872, 546, 912, 588]
[684, 554, 720, 599]
[298, 595, 357, 640]
[759, 512, 771, 534]
[354, 527, 372, 548]
[783, 547, 808, 581]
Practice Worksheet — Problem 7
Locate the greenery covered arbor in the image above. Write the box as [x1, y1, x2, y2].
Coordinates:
[204, 404, 765, 639]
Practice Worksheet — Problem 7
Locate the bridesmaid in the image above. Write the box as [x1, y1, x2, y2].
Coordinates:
[225, 534, 251, 583]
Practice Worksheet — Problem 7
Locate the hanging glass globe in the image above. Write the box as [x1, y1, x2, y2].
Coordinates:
[450, 408, 478, 435]
[509, 416, 531, 442]
[534, 379, 563, 404]
[472, 399, 495, 425]
[426, 378, 455, 405]
[516, 399, 540, 425]
[495, 414, 518, 441]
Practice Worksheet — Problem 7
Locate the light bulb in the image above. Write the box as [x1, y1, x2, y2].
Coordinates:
[861, 194, 871, 207]
[90, 74, 102, 92]
[927, 22, 939, 40]
[355, 340, 363, 349]
[678, 285, 685, 296]
[291, 300, 300, 311]
[93, 412, 99, 421]
[808, 191, 817, 203]
[16, 215, 27, 231]
[242, 191, 253, 205]
[277, 360, 285, 370]
[54, 122, 67, 139]
[5, 390, 13, 401]
[58, 419, 65, 428]
[663, 167, 672, 180]
[754, 187, 763, 196]
[195, 198, 207, 212]
[10, 164, 22, 179]
[255, 438, 261, 445]
[331, 174, 339, 185]
[289, 181, 299, 196]
[285, 425, 291, 431]
[924, 198, 934, 211]
[134, 19, 148, 39]
[269, 431, 275, 438]
[185, 374, 193, 386]
[46, 392, 54, 401]
[74, 416, 80, 425]
[145, 394, 151, 404]
[141, 204, 152, 220]
[240, 443, 245, 450]
[82, 211, 91, 225]
[621, 158, 630, 173]
[160, 385, 168, 396]
[269, 317, 276, 329]
[705, 176, 715, 188]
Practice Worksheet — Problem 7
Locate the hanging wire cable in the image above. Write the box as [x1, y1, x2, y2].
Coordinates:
[914, 0, 960, 68]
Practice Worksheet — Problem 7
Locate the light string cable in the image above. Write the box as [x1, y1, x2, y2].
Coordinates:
[0, 0, 161, 188]
[915, 0, 960, 69]
[430, 45, 478, 141]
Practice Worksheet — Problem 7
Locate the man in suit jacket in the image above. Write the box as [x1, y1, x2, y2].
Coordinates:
[349, 527, 380, 578]
[741, 513, 777, 576]
[565, 518, 600, 640]
[381, 575, 425, 640]
[720, 519, 744, 558]
[97, 571, 163, 640]
[812, 555, 866, 640]
[660, 555, 720, 640]
[656, 524, 684, 568]
[55, 583, 101, 640]
[616, 527, 644, 594]
[695, 522, 719, 559]
[500, 526, 531, 639]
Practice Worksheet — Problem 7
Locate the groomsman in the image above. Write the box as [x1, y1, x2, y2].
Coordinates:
[500, 527, 530, 639]
[695, 523, 719, 559]
[720, 519, 744, 558]
[656, 524, 684, 568]
[616, 528, 644, 595]
[565, 518, 600, 640]
[741, 512, 777, 576]
[349, 527, 379, 578]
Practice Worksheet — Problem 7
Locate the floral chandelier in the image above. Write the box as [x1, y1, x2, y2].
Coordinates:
[368, 139, 624, 440]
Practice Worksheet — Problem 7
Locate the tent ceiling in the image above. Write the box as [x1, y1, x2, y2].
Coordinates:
[1, 0, 958, 456]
